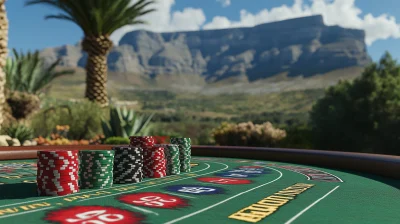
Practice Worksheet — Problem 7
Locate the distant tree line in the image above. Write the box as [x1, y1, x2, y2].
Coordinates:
[310, 52, 400, 155]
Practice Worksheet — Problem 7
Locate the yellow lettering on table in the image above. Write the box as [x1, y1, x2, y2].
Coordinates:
[28, 202, 51, 209]
[23, 180, 37, 183]
[3, 176, 21, 179]
[63, 195, 90, 202]
[0, 208, 18, 216]
[245, 205, 276, 214]
[144, 181, 157, 185]
[20, 206, 30, 211]
[268, 195, 294, 200]
[258, 199, 288, 207]
[294, 183, 314, 187]
[276, 189, 306, 197]
[94, 191, 111, 196]
[228, 183, 315, 223]
[229, 210, 267, 223]
[113, 186, 137, 192]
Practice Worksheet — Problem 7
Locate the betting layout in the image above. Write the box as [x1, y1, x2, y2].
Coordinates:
[0, 157, 399, 223]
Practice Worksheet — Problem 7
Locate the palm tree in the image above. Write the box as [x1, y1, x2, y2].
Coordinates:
[0, 0, 8, 130]
[26, 0, 155, 107]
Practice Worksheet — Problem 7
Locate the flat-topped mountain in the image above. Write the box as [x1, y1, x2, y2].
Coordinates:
[41, 15, 372, 82]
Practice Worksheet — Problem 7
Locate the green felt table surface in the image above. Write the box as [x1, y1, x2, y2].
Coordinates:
[0, 157, 398, 224]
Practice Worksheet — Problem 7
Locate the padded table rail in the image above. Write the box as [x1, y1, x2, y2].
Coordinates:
[0, 145, 398, 179]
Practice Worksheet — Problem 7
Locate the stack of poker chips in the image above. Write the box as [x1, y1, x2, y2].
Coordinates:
[36, 151, 79, 196]
[155, 144, 180, 175]
[129, 136, 158, 178]
[129, 136, 155, 150]
[112, 146, 143, 184]
[143, 146, 167, 178]
[171, 137, 192, 172]
[79, 150, 114, 189]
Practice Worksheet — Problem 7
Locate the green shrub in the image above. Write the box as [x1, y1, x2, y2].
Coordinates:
[1, 122, 34, 143]
[101, 107, 154, 138]
[30, 100, 105, 140]
[276, 125, 314, 149]
[104, 137, 130, 145]
[212, 121, 286, 147]
[5, 49, 74, 95]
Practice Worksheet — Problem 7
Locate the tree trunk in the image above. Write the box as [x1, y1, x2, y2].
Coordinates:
[0, 0, 8, 130]
[81, 36, 113, 107]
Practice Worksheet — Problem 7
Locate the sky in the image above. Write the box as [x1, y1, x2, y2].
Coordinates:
[6, 0, 400, 62]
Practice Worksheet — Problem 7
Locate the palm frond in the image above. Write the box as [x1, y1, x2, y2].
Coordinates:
[26, 0, 156, 36]
[4, 48, 75, 94]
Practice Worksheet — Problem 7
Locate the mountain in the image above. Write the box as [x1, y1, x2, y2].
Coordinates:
[40, 15, 372, 83]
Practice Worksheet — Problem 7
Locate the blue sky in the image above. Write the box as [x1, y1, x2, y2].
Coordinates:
[6, 0, 400, 62]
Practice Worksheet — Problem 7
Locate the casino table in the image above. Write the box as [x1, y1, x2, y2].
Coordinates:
[0, 145, 399, 224]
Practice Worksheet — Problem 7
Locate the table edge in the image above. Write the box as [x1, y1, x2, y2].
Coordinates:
[0, 145, 398, 179]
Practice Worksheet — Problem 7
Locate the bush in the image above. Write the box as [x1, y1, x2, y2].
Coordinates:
[275, 125, 314, 149]
[212, 121, 286, 147]
[104, 137, 130, 145]
[101, 107, 154, 138]
[30, 100, 105, 140]
[1, 122, 34, 143]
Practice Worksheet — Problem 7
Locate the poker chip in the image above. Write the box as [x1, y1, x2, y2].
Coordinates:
[154, 144, 180, 175]
[129, 136, 156, 149]
[36, 150, 80, 196]
[79, 150, 115, 189]
[143, 146, 167, 178]
[112, 146, 143, 184]
[170, 137, 192, 172]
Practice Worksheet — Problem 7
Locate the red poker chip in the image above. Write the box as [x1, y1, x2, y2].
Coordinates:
[37, 160, 79, 166]
[37, 167, 79, 173]
[37, 174, 79, 181]
[38, 150, 79, 156]
[37, 163, 79, 169]
[37, 181, 79, 191]
[38, 155, 78, 161]
[37, 176, 79, 182]
[37, 168, 79, 174]
[38, 159, 79, 164]
[37, 178, 79, 185]
[38, 172, 79, 178]
[144, 160, 166, 165]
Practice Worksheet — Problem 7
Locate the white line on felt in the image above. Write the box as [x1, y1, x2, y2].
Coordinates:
[79, 162, 229, 202]
[0, 207, 54, 219]
[0, 161, 211, 210]
[125, 204, 159, 216]
[163, 192, 196, 199]
[284, 185, 340, 224]
[164, 167, 283, 224]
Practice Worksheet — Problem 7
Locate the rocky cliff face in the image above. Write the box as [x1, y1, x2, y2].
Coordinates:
[40, 15, 372, 82]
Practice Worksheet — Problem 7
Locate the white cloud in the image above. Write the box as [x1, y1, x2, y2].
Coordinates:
[111, 0, 206, 44]
[217, 0, 231, 7]
[111, 0, 400, 46]
[204, 0, 400, 45]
